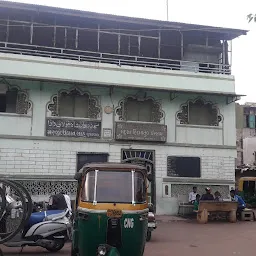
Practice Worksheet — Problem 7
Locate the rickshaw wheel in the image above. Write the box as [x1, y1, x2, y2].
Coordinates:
[45, 239, 65, 252]
[146, 230, 152, 241]
[71, 249, 77, 256]
[71, 244, 78, 256]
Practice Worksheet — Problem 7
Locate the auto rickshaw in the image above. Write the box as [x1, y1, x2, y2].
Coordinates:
[71, 163, 151, 256]
[238, 177, 256, 207]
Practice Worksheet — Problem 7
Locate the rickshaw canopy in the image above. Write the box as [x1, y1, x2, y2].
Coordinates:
[238, 177, 256, 190]
[75, 162, 148, 181]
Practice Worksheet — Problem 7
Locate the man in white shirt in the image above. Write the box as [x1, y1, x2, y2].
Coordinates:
[188, 186, 197, 204]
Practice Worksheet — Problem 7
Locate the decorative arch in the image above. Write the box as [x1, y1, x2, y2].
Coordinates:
[47, 95, 58, 116]
[176, 97, 223, 126]
[0, 78, 32, 114]
[15, 88, 32, 114]
[47, 87, 101, 119]
[115, 95, 165, 123]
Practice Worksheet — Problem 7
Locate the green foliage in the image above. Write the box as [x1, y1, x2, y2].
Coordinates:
[247, 13, 256, 23]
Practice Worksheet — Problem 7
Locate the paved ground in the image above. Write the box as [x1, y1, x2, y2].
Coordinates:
[1, 220, 256, 255]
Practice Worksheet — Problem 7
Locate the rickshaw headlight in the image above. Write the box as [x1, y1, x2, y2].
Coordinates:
[97, 245, 107, 255]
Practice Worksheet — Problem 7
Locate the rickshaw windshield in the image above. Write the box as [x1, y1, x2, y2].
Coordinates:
[81, 170, 146, 204]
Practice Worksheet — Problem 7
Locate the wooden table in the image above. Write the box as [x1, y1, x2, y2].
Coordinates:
[197, 201, 238, 224]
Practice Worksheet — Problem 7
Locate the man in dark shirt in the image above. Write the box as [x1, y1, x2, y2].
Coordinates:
[201, 187, 214, 201]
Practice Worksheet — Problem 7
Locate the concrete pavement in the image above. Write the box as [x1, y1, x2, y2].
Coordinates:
[1, 220, 256, 255]
[146, 220, 256, 256]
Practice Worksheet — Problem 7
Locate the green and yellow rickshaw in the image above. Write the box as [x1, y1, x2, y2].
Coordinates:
[71, 163, 151, 256]
[238, 177, 256, 207]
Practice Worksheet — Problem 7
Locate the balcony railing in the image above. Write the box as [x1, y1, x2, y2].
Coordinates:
[0, 41, 231, 75]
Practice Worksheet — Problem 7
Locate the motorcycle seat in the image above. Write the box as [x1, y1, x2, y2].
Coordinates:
[44, 210, 67, 221]
[27, 210, 64, 227]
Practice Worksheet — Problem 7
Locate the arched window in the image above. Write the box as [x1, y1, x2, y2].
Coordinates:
[125, 98, 154, 122]
[0, 79, 31, 114]
[177, 98, 222, 126]
[59, 90, 89, 118]
[116, 96, 164, 123]
[47, 88, 101, 119]
[0, 88, 18, 113]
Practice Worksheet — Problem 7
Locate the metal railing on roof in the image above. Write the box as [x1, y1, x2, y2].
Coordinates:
[0, 41, 231, 75]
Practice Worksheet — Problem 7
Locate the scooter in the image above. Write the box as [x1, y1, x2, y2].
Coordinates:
[3, 201, 72, 252]
[146, 204, 157, 242]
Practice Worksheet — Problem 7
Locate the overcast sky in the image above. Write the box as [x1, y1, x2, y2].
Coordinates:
[5, 0, 256, 103]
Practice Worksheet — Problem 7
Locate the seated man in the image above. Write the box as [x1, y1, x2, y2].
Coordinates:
[214, 191, 223, 202]
[230, 189, 246, 219]
[188, 186, 198, 204]
[200, 187, 214, 201]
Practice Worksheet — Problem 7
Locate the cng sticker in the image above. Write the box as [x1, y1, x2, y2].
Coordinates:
[124, 218, 134, 229]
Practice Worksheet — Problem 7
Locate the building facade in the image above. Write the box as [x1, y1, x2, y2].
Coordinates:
[0, 2, 246, 214]
[236, 103, 256, 167]
[235, 103, 256, 185]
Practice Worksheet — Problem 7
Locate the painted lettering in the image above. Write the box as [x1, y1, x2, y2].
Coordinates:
[124, 218, 134, 229]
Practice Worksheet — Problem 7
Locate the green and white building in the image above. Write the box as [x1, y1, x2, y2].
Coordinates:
[0, 1, 247, 214]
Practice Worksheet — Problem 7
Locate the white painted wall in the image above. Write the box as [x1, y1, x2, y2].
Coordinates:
[176, 126, 223, 145]
[0, 138, 236, 214]
[243, 137, 256, 165]
[0, 53, 235, 94]
[0, 55, 238, 215]
[0, 78, 236, 147]
[0, 114, 32, 136]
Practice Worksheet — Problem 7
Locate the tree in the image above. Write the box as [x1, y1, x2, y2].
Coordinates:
[247, 14, 256, 22]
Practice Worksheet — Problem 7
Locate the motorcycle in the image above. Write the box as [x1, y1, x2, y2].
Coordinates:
[146, 204, 157, 242]
[3, 196, 72, 252]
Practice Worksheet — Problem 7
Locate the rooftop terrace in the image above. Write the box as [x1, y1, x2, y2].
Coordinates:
[0, 1, 247, 75]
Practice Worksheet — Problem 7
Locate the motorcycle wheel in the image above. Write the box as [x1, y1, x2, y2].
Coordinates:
[146, 231, 152, 242]
[45, 239, 65, 252]
[0, 180, 27, 243]
[10, 180, 33, 226]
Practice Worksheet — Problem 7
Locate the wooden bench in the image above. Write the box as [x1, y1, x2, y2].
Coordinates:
[197, 201, 238, 224]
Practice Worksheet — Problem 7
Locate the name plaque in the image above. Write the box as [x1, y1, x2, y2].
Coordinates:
[115, 122, 167, 142]
[46, 118, 101, 139]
